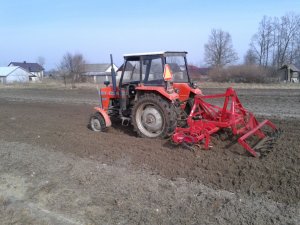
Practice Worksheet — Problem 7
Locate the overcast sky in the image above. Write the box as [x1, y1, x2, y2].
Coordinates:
[0, 0, 299, 70]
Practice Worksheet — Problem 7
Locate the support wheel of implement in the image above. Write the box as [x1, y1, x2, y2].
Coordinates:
[89, 112, 106, 132]
[132, 93, 177, 138]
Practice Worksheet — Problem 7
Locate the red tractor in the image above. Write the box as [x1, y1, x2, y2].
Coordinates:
[89, 51, 201, 138]
[89, 51, 279, 157]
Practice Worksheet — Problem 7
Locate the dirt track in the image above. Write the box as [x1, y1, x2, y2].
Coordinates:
[0, 87, 299, 224]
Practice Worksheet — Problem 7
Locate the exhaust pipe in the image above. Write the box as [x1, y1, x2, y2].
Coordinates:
[110, 54, 117, 95]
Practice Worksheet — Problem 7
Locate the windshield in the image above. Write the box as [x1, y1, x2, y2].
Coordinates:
[165, 56, 189, 83]
[122, 60, 141, 83]
[122, 56, 165, 85]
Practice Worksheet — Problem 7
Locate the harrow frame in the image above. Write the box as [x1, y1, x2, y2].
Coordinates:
[172, 87, 278, 157]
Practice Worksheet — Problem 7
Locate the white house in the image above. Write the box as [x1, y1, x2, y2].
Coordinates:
[82, 63, 118, 83]
[0, 66, 31, 84]
[8, 61, 44, 80]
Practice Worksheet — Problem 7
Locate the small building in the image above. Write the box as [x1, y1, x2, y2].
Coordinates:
[82, 63, 118, 83]
[279, 64, 300, 83]
[8, 61, 44, 81]
[0, 66, 31, 84]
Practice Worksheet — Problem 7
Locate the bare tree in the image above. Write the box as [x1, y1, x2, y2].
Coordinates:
[204, 29, 238, 67]
[273, 13, 300, 67]
[294, 44, 300, 68]
[244, 49, 257, 65]
[250, 16, 275, 67]
[249, 13, 300, 68]
[58, 52, 85, 88]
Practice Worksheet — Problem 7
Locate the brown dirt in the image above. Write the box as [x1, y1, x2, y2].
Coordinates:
[0, 87, 299, 224]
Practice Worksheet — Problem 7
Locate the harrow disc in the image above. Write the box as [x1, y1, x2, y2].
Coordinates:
[252, 129, 282, 158]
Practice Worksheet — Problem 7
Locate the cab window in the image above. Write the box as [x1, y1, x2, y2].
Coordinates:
[122, 61, 141, 83]
[165, 56, 189, 83]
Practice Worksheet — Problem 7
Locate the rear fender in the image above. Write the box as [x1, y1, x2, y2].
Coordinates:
[94, 107, 112, 127]
[135, 86, 179, 101]
[173, 83, 203, 102]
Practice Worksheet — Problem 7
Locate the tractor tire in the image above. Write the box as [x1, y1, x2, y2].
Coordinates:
[132, 93, 177, 138]
[89, 112, 106, 132]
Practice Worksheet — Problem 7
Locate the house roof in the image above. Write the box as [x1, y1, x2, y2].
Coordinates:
[187, 65, 200, 71]
[0, 66, 34, 76]
[82, 64, 113, 76]
[280, 64, 300, 72]
[9, 61, 44, 72]
[198, 68, 210, 75]
[84, 64, 111, 72]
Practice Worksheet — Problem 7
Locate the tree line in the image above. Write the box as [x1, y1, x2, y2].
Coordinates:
[246, 13, 300, 69]
[203, 12, 300, 82]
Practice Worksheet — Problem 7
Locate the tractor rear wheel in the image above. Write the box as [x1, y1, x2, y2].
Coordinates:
[132, 93, 177, 138]
[89, 112, 106, 132]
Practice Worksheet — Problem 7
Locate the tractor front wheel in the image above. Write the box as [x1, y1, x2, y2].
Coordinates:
[89, 112, 106, 132]
[132, 93, 177, 138]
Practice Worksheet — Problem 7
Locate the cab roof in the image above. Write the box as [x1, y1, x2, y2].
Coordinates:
[123, 51, 187, 59]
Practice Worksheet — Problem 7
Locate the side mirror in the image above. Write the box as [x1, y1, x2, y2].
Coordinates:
[104, 80, 110, 87]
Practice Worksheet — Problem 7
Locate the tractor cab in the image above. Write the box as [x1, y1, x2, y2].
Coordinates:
[119, 51, 202, 103]
[90, 51, 202, 139]
[121, 51, 190, 86]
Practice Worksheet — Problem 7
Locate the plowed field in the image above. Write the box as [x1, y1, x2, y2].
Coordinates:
[0, 87, 299, 225]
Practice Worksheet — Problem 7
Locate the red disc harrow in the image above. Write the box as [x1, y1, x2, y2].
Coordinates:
[172, 88, 279, 157]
